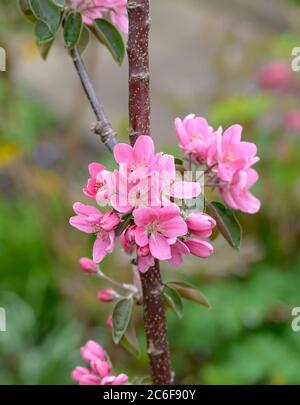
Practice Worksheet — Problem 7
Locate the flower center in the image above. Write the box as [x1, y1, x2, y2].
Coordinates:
[190, 132, 203, 141]
[146, 221, 160, 236]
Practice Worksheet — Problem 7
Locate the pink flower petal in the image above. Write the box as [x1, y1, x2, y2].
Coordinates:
[149, 234, 171, 260]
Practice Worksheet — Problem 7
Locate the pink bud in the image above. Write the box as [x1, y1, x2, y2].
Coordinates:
[71, 366, 90, 383]
[137, 245, 150, 257]
[90, 359, 112, 377]
[79, 257, 98, 274]
[101, 373, 129, 385]
[79, 373, 102, 385]
[80, 340, 106, 362]
[97, 288, 118, 302]
[106, 315, 113, 328]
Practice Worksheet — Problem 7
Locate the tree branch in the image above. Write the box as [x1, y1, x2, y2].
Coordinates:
[127, 0, 173, 385]
[70, 47, 117, 153]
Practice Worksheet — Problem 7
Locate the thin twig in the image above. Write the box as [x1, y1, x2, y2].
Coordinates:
[70, 47, 117, 153]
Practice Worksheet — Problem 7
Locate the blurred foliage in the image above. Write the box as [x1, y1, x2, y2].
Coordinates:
[0, 0, 300, 386]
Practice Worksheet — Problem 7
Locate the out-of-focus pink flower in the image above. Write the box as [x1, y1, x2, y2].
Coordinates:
[101, 374, 129, 385]
[80, 340, 106, 363]
[72, 340, 128, 385]
[90, 359, 112, 377]
[184, 238, 214, 258]
[283, 109, 300, 132]
[175, 114, 217, 162]
[133, 205, 188, 261]
[66, 0, 128, 33]
[97, 288, 118, 302]
[70, 203, 120, 263]
[79, 257, 98, 274]
[220, 168, 261, 214]
[208, 125, 259, 182]
[259, 60, 293, 91]
[106, 315, 113, 328]
[185, 213, 216, 238]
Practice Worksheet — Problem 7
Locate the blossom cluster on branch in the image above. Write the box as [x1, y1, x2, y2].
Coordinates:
[72, 340, 128, 385]
[66, 0, 128, 32]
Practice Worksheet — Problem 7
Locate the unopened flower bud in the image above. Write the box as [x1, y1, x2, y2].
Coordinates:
[97, 288, 118, 302]
[79, 257, 98, 274]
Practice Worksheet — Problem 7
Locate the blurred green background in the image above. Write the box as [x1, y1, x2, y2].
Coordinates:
[1, 0, 300, 384]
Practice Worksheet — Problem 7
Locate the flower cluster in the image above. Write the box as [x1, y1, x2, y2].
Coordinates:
[66, 0, 128, 33]
[175, 115, 260, 214]
[70, 135, 216, 273]
[72, 340, 128, 385]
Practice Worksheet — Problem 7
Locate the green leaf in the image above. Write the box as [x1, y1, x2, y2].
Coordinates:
[120, 318, 140, 358]
[164, 285, 183, 318]
[166, 281, 210, 308]
[206, 201, 242, 250]
[18, 0, 37, 23]
[112, 297, 133, 344]
[50, 0, 65, 6]
[64, 12, 83, 50]
[29, 0, 62, 34]
[35, 21, 55, 60]
[92, 19, 125, 64]
[77, 25, 90, 55]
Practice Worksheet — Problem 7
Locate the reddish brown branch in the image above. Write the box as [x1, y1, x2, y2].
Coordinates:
[127, 0, 173, 385]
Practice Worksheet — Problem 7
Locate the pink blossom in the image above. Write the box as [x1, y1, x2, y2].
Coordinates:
[80, 340, 106, 363]
[120, 225, 136, 254]
[72, 366, 90, 383]
[220, 168, 261, 214]
[66, 0, 128, 33]
[97, 288, 118, 302]
[106, 315, 113, 328]
[90, 359, 112, 377]
[137, 245, 155, 273]
[185, 213, 216, 238]
[133, 205, 188, 261]
[184, 238, 214, 258]
[79, 257, 98, 274]
[113, 135, 161, 179]
[259, 60, 293, 91]
[83, 162, 110, 200]
[208, 125, 259, 182]
[101, 374, 129, 385]
[168, 239, 190, 266]
[175, 114, 217, 162]
[72, 340, 128, 385]
[70, 203, 120, 263]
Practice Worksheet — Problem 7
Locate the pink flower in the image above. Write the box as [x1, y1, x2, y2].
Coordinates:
[220, 168, 261, 214]
[120, 225, 136, 254]
[72, 366, 90, 383]
[90, 359, 112, 377]
[168, 240, 190, 266]
[66, 0, 128, 33]
[80, 340, 106, 363]
[97, 288, 118, 302]
[72, 340, 128, 385]
[83, 162, 110, 200]
[175, 114, 217, 162]
[106, 315, 113, 328]
[283, 109, 300, 132]
[137, 245, 155, 273]
[208, 125, 259, 182]
[133, 205, 187, 261]
[259, 60, 292, 91]
[184, 238, 214, 258]
[113, 135, 161, 178]
[70, 203, 120, 263]
[101, 374, 129, 385]
[79, 257, 98, 274]
[185, 213, 216, 238]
